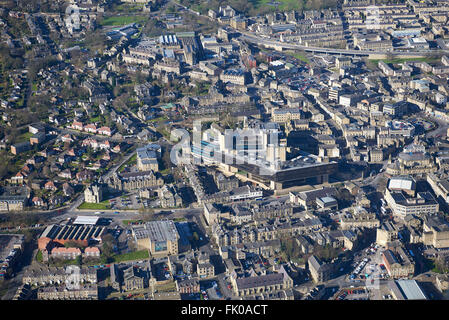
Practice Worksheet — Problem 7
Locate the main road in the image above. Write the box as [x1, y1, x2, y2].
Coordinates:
[239, 32, 449, 58]
[51, 207, 204, 224]
[170, 0, 449, 58]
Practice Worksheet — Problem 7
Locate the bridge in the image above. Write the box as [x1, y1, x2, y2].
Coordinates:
[239, 33, 448, 59]
[170, 0, 447, 59]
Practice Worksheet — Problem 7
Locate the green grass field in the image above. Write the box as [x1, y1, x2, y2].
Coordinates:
[155, 281, 177, 292]
[185, 0, 312, 15]
[274, 0, 304, 10]
[148, 116, 169, 123]
[246, 0, 336, 12]
[156, 126, 172, 140]
[118, 153, 137, 172]
[128, 153, 137, 163]
[99, 15, 148, 27]
[160, 168, 171, 175]
[248, 0, 303, 11]
[285, 51, 311, 64]
[35, 250, 43, 263]
[114, 3, 145, 12]
[78, 201, 110, 210]
[111, 250, 149, 263]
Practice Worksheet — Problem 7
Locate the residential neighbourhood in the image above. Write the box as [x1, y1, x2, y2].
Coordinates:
[2, 0, 449, 304]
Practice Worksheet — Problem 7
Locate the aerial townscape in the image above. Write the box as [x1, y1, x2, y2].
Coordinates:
[3, 0, 449, 304]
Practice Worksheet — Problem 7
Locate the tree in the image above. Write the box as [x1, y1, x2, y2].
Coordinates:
[280, 237, 302, 262]
[75, 255, 82, 266]
[42, 165, 50, 177]
[434, 256, 449, 274]
[161, 147, 173, 172]
[313, 244, 340, 262]
[166, 5, 176, 13]
[101, 233, 116, 262]
[28, 56, 58, 83]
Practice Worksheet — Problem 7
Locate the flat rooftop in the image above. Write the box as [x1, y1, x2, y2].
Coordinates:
[137, 145, 159, 160]
[73, 216, 99, 225]
[133, 220, 179, 242]
[40, 224, 105, 242]
[394, 280, 427, 300]
[236, 273, 284, 290]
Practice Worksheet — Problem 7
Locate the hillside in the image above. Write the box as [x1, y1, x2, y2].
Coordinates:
[177, 0, 340, 16]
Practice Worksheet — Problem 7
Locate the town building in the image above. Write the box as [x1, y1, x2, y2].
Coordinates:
[0, 187, 28, 212]
[37, 284, 98, 300]
[196, 253, 215, 279]
[176, 279, 200, 294]
[38, 224, 105, 250]
[385, 189, 438, 218]
[84, 184, 104, 204]
[132, 220, 179, 256]
[422, 215, 449, 249]
[123, 266, 149, 291]
[376, 222, 399, 246]
[230, 265, 293, 297]
[308, 255, 333, 283]
[382, 247, 415, 278]
[388, 280, 427, 300]
[137, 144, 161, 172]
[108, 171, 163, 191]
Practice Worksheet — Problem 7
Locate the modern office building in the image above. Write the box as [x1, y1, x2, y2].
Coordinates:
[190, 122, 337, 190]
[132, 220, 179, 256]
[385, 189, 438, 218]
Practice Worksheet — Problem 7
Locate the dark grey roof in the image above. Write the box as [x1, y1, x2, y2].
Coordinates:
[236, 273, 284, 290]
[425, 215, 449, 232]
[119, 170, 157, 180]
[308, 255, 322, 271]
[298, 187, 337, 202]
[383, 249, 398, 265]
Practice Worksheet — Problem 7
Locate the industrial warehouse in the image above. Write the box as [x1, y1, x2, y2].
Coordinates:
[38, 224, 105, 250]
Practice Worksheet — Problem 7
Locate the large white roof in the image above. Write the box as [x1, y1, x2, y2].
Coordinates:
[389, 176, 415, 191]
[73, 216, 99, 225]
[396, 280, 427, 300]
